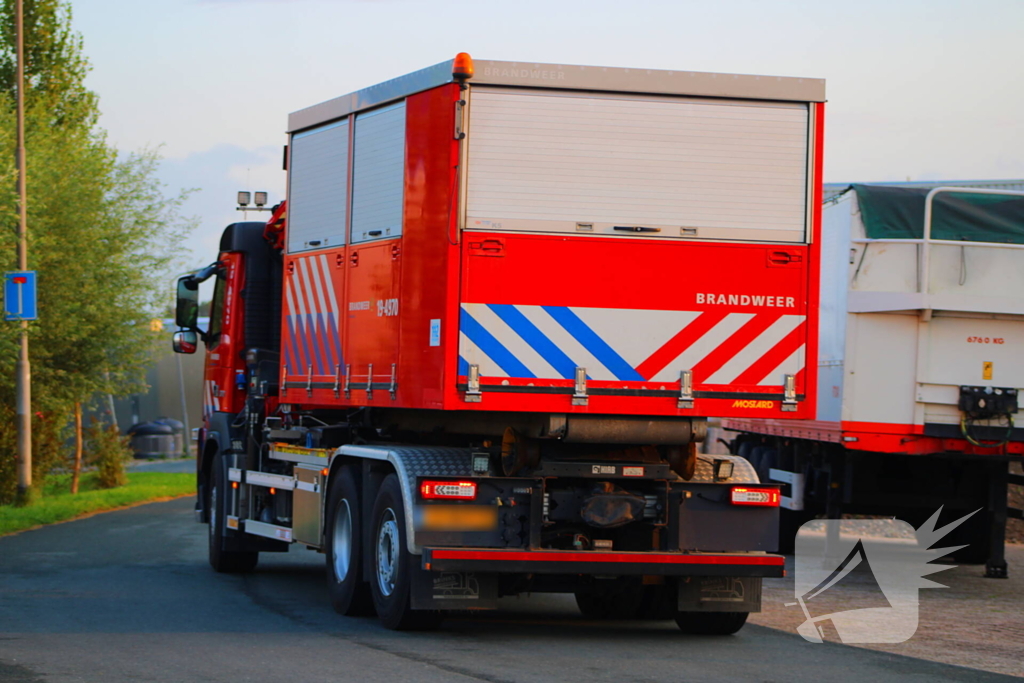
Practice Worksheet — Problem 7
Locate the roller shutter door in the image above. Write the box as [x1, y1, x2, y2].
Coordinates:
[287, 119, 349, 253]
[351, 101, 406, 244]
[466, 88, 809, 243]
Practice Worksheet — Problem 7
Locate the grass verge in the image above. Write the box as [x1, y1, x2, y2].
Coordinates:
[0, 471, 195, 536]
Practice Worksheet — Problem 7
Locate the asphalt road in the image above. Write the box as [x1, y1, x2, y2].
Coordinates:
[0, 498, 1016, 683]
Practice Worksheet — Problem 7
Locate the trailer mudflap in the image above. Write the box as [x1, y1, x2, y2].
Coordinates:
[678, 576, 763, 613]
[421, 548, 784, 577]
[410, 567, 499, 610]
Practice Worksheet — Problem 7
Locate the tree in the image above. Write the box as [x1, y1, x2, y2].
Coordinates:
[0, 0, 196, 503]
[0, 0, 95, 129]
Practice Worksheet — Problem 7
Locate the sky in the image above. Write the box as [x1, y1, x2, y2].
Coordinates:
[71, 0, 1024, 269]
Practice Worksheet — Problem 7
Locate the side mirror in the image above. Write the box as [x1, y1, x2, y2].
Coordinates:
[172, 329, 198, 354]
[175, 276, 199, 329]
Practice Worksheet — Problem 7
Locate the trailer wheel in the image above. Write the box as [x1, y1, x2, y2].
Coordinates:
[369, 474, 441, 630]
[208, 453, 258, 573]
[324, 466, 375, 616]
[674, 610, 748, 635]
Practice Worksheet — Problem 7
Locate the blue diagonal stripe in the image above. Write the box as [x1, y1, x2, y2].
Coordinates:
[295, 314, 308, 372]
[488, 304, 579, 379]
[317, 312, 335, 370]
[306, 314, 325, 375]
[542, 306, 644, 381]
[458, 355, 469, 377]
[285, 316, 301, 374]
[327, 312, 343, 367]
[459, 308, 535, 378]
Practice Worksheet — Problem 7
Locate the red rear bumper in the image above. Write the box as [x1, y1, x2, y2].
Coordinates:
[422, 548, 785, 577]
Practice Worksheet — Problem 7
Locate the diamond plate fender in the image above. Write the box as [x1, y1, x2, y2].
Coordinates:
[335, 444, 473, 555]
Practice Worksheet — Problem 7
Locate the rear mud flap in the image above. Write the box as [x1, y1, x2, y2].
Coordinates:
[411, 565, 498, 610]
[678, 576, 762, 613]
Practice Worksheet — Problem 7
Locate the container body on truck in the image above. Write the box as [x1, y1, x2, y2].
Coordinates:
[172, 54, 826, 631]
[723, 182, 1024, 577]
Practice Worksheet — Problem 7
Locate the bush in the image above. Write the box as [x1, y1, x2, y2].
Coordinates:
[85, 417, 131, 489]
[0, 395, 73, 504]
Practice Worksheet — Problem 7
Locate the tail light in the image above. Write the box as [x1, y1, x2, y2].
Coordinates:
[420, 480, 477, 500]
[730, 486, 780, 507]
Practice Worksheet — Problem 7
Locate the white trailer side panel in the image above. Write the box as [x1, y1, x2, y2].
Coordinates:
[820, 186, 1024, 432]
[817, 194, 852, 422]
[466, 88, 810, 243]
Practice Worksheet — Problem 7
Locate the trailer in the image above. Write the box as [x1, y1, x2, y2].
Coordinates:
[172, 54, 826, 631]
[723, 182, 1024, 577]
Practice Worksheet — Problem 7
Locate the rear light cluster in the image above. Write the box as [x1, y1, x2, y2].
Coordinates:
[730, 486, 780, 507]
[420, 480, 477, 500]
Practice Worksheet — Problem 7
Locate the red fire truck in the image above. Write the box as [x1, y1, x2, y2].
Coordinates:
[173, 54, 826, 631]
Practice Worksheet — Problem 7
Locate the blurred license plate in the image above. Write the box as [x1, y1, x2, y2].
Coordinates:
[420, 505, 498, 531]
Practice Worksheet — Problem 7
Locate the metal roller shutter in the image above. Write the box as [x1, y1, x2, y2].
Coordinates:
[351, 101, 406, 244]
[466, 88, 809, 243]
[287, 119, 349, 253]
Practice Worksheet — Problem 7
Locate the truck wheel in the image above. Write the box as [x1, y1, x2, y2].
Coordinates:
[369, 474, 440, 630]
[208, 452, 259, 573]
[324, 466, 375, 616]
[674, 611, 748, 635]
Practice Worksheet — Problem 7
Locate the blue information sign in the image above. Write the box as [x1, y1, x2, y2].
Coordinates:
[4, 271, 38, 321]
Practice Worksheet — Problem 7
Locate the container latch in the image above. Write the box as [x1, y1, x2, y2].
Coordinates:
[781, 374, 797, 411]
[572, 367, 589, 406]
[465, 364, 482, 402]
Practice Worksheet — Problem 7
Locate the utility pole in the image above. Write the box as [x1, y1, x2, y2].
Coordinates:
[14, 0, 33, 505]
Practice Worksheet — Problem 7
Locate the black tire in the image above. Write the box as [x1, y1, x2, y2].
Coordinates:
[736, 440, 755, 460]
[746, 445, 767, 473]
[209, 452, 259, 573]
[674, 611, 749, 635]
[756, 448, 778, 483]
[324, 466, 375, 616]
[369, 474, 441, 630]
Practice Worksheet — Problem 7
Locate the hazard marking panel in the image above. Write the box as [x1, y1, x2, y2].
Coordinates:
[282, 252, 344, 379]
[458, 303, 805, 389]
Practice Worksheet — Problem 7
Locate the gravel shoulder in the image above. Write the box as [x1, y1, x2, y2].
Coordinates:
[750, 543, 1024, 677]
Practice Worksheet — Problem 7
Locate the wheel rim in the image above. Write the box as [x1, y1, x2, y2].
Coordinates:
[332, 499, 353, 582]
[376, 508, 399, 597]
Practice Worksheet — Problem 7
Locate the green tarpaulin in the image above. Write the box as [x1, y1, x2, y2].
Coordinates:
[851, 184, 1024, 244]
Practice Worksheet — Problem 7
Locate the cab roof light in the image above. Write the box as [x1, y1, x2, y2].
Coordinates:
[453, 52, 474, 80]
[730, 486, 780, 507]
[420, 480, 477, 500]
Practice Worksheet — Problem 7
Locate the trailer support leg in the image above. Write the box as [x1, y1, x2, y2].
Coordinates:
[984, 462, 1009, 579]
[823, 451, 845, 566]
